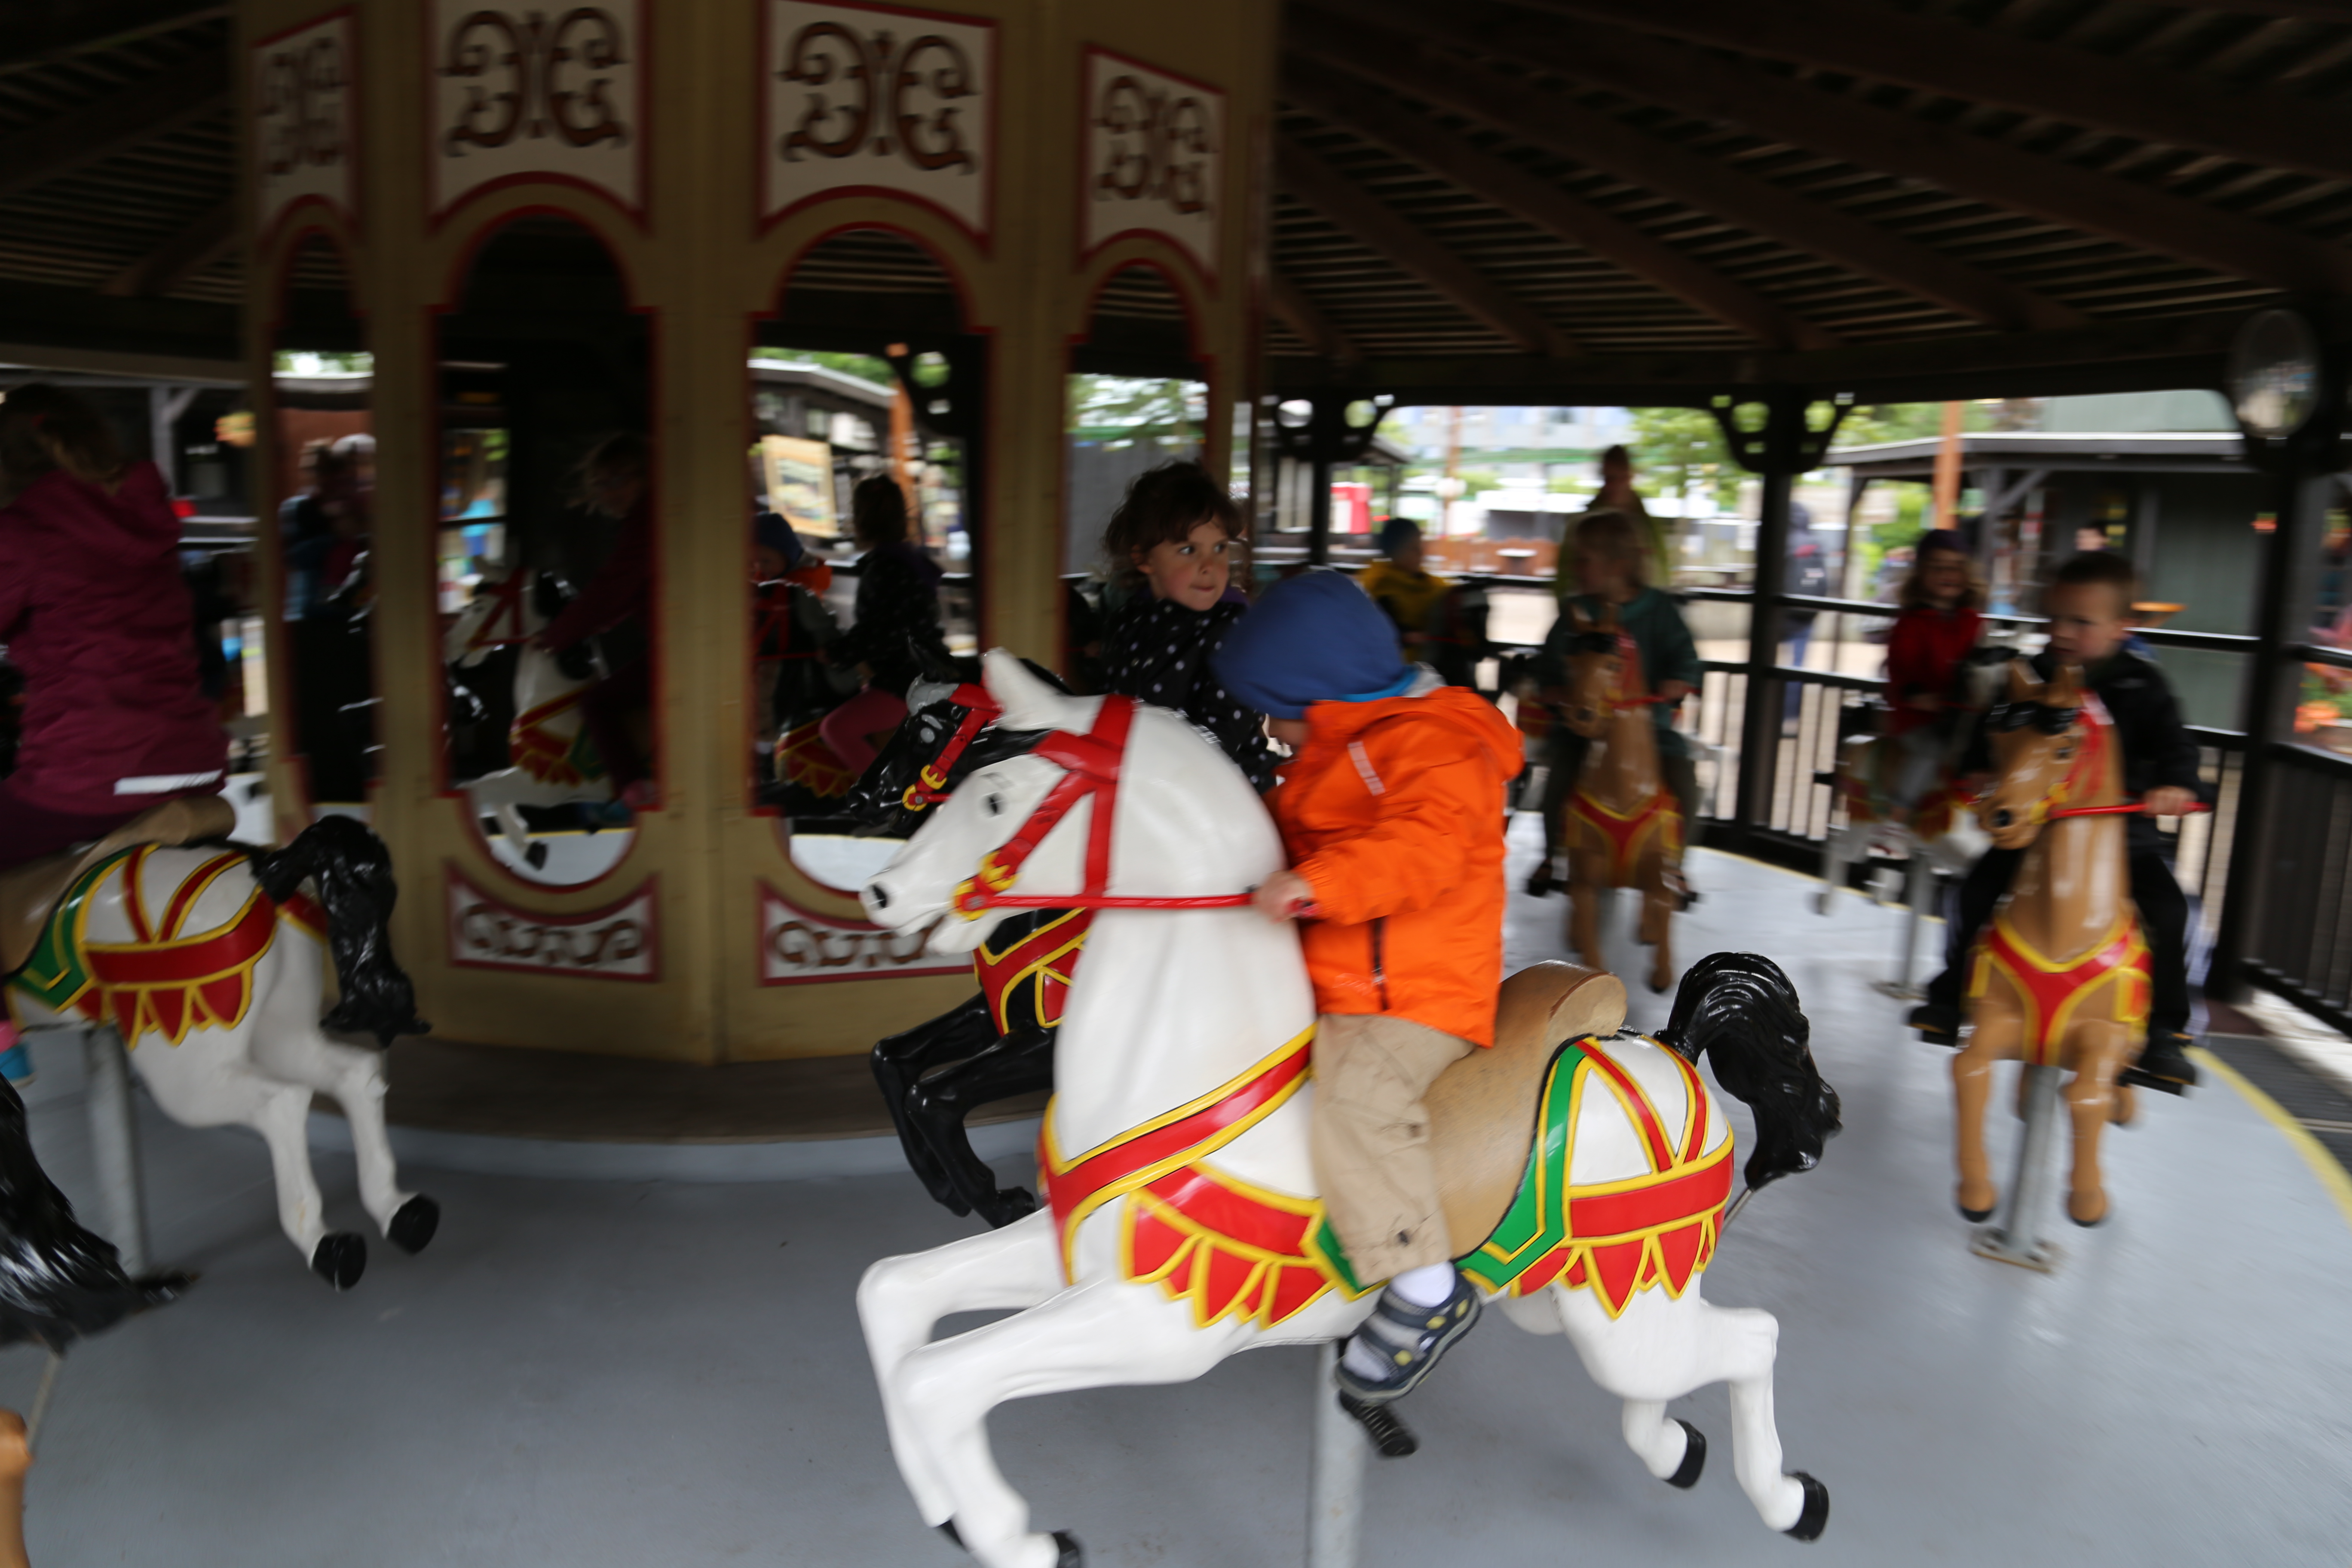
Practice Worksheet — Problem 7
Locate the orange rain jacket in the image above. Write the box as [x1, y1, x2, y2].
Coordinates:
[1273, 685, 1524, 1047]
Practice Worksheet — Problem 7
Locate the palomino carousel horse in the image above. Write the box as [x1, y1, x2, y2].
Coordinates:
[857, 653, 1839, 1567]
[1954, 663, 2153, 1228]
[850, 666, 1083, 1227]
[1, 798, 434, 1286]
[444, 567, 615, 869]
[1814, 643, 2014, 915]
[1556, 603, 1683, 994]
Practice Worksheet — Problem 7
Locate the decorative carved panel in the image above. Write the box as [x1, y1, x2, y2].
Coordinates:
[1081, 47, 1223, 284]
[253, 11, 355, 242]
[762, 0, 996, 242]
[447, 866, 660, 980]
[757, 880, 968, 986]
[429, 0, 644, 223]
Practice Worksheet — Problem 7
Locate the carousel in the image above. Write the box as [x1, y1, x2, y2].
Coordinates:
[3, 1, 2352, 1565]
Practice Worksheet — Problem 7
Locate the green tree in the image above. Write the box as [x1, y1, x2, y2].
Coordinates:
[1628, 406, 1739, 508]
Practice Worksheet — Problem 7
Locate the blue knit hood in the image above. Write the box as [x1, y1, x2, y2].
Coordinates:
[1212, 569, 1411, 720]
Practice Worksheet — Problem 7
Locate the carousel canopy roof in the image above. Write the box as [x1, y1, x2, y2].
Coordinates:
[10, 1, 2352, 400]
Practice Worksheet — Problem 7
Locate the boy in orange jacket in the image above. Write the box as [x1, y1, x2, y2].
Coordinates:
[1214, 569, 1523, 1403]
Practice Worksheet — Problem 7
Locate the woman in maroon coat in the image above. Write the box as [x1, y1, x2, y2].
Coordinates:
[0, 384, 226, 873]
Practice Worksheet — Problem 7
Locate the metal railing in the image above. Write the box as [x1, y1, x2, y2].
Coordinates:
[2242, 637, 2352, 1033]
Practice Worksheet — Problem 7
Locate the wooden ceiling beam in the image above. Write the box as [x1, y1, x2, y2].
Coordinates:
[1512, 0, 2352, 184]
[98, 198, 236, 298]
[1351, 0, 2352, 294]
[1291, 8, 2083, 332]
[1269, 267, 1360, 364]
[0, 2, 225, 72]
[0, 52, 229, 202]
[1274, 133, 1578, 357]
[1282, 55, 1840, 350]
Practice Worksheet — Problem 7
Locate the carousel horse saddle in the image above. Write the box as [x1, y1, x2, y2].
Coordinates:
[1426, 960, 1630, 1251]
[0, 794, 239, 977]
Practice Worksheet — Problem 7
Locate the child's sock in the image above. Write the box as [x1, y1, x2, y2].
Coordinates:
[1388, 1262, 1457, 1307]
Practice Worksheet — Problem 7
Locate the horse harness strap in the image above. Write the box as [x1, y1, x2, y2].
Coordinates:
[904, 683, 1001, 811]
[953, 696, 1256, 916]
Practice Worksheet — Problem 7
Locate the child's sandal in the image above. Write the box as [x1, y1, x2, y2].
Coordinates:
[1333, 1274, 1482, 1405]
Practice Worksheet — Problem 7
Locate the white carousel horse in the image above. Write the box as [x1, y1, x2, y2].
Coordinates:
[443, 567, 614, 870]
[3, 808, 434, 1288]
[856, 652, 1836, 1568]
[1813, 643, 2016, 915]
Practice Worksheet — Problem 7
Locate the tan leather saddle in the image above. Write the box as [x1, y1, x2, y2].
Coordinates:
[0, 794, 240, 977]
[1428, 960, 1630, 1249]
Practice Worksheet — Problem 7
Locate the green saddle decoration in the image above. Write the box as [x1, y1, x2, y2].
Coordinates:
[6, 848, 138, 1014]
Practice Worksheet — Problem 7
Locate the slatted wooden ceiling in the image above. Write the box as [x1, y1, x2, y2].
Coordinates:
[9, 1, 2352, 393]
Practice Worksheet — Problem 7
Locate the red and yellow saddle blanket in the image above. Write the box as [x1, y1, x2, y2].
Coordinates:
[1038, 1027, 1731, 1330]
[510, 690, 605, 789]
[1569, 787, 1682, 886]
[974, 907, 1092, 1035]
[777, 717, 855, 799]
[1968, 913, 2150, 1064]
[5, 846, 322, 1045]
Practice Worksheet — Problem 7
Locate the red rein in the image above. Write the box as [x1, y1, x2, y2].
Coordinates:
[949, 695, 1259, 917]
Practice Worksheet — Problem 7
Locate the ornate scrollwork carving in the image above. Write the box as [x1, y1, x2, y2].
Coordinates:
[776, 19, 977, 174]
[259, 32, 346, 178]
[1093, 74, 1213, 216]
[439, 6, 631, 159]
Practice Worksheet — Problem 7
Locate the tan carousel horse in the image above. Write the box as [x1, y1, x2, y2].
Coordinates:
[1555, 603, 1682, 994]
[1953, 663, 2155, 1228]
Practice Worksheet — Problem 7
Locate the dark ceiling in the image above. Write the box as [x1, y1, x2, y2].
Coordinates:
[10, 0, 2352, 398]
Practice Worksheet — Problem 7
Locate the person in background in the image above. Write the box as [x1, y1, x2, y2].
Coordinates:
[1357, 516, 1452, 654]
[0, 383, 230, 1085]
[821, 475, 949, 776]
[1781, 499, 1832, 710]
[280, 439, 362, 622]
[1881, 529, 1984, 819]
[1528, 509, 1703, 899]
[535, 433, 658, 815]
[750, 509, 836, 748]
[1556, 444, 1669, 591]
[1909, 552, 2206, 1092]
[1215, 569, 1522, 1405]
[1099, 461, 1278, 792]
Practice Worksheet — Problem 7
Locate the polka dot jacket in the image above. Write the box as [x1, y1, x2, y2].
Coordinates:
[1101, 594, 1280, 794]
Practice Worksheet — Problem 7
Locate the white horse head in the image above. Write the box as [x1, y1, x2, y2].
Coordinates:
[444, 564, 540, 668]
[861, 648, 1281, 956]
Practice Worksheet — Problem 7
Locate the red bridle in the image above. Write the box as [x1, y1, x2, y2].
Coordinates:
[901, 683, 1000, 812]
[949, 695, 1258, 918]
[1980, 692, 2211, 821]
[461, 572, 533, 651]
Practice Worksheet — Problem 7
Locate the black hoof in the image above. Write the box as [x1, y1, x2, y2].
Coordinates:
[388, 1195, 440, 1254]
[311, 1231, 367, 1289]
[1339, 1391, 1419, 1458]
[1785, 1471, 1830, 1540]
[524, 842, 549, 870]
[2119, 1066, 2190, 1096]
[1958, 1202, 1994, 1223]
[977, 1188, 1038, 1229]
[1666, 1419, 1706, 1488]
[1053, 1530, 1084, 1567]
[2068, 1205, 2108, 1229]
[937, 1519, 962, 1550]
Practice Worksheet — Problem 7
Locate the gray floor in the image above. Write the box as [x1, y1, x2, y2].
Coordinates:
[18, 818, 2352, 1567]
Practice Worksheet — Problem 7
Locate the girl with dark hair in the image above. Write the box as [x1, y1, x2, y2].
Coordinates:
[821, 474, 949, 774]
[1883, 528, 1985, 817]
[1098, 460, 1277, 792]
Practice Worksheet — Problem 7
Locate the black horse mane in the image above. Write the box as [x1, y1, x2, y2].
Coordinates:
[1656, 952, 1841, 1193]
[845, 657, 1070, 838]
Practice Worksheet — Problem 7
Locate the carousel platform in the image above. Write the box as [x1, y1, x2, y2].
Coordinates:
[304, 1036, 1046, 1182]
[17, 820, 2352, 1568]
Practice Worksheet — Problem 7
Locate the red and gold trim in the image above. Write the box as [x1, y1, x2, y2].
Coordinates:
[974, 908, 1092, 1034]
[1039, 1027, 1315, 1283]
[1969, 912, 2151, 1063]
[510, 690, 599, 788]
[1123, 1161, 1366, 1330]
[77, 850, 313, 1047]
[1568, 786, 1683, 887]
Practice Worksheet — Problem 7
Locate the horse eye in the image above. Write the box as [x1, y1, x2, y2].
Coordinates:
[985, 793, 1004, 816]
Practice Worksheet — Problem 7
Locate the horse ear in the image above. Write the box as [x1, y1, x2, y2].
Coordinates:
[1569, 601, 1592, 632]
[983, 647, 1075, 732]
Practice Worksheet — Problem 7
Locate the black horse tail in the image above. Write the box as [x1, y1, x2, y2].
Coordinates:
[253, 816, 429, 1046]
[1656, 952, 1840, 1194]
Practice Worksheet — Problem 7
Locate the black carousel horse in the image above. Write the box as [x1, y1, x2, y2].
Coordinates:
[847, 660, 1083, 1228]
